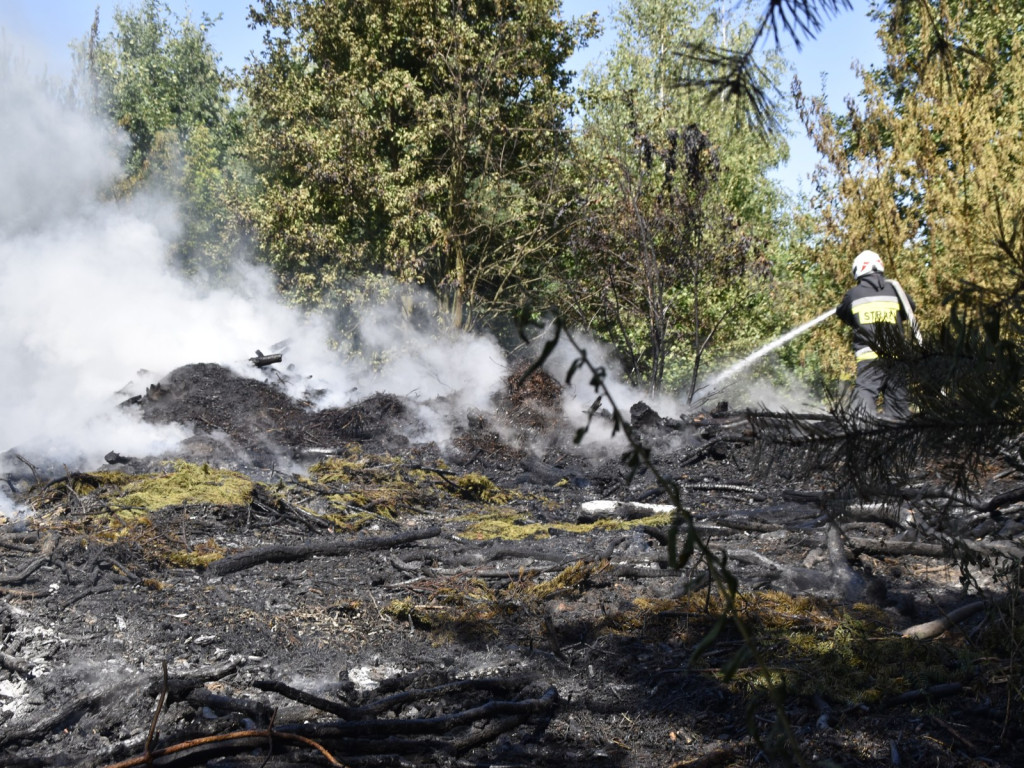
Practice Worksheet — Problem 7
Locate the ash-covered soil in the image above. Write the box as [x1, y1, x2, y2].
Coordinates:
[1, 362, 1022, 767]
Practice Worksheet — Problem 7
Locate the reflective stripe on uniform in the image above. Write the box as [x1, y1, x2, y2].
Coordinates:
[851, 296, 900, 325]
[855, 347, 879, 361]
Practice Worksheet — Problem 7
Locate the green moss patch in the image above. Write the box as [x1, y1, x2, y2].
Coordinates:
[449, 473, 507, 503]
[309, 451, 404, 485]
[459, 511, 673, 540]
[110, 462, 254, 514]
[167, 539, 226, 568]
[615, 589, 975, 709]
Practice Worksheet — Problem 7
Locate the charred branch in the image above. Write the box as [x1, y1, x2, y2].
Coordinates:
[0, 691, 108, 748]
[208, 526, 443, 576]
[0, 555, 49, 585]
[253, 679, 362, 719]
[249, 350, 283, 368]
[256, 675, 532, 721]
[100, 728, 343, 768]
[0, 649, 32, 677]
[846, 536, 947, 559]
[143, 657, 248, 702]
[278, 686, 559, 741]
[879, 682, 964, 709]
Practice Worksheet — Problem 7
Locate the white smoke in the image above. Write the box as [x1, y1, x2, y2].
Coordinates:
[0, 50, 511, 498]
[349, 300, 509, 443]
[531, 324, 684, 448]
[713, 371, 825, 413]
[0, 35, 692, 518]
[690, 308, 836, 410]
[0, 61, 199, 469]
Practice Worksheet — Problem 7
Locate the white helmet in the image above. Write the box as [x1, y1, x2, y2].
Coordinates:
[852, 250, 884, 279]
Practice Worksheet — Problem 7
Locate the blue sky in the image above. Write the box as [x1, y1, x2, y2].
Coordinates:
[0, 0, 883, 196]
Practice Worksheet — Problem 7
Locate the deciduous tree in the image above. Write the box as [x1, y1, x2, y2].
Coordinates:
[77, 1, 246, 275]
[240, 0, 596, 328]
[561, 0, 788, 394]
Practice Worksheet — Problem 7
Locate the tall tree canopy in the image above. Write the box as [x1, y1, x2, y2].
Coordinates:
[240, 0, 596, 327]
[560, 0, 789, 393]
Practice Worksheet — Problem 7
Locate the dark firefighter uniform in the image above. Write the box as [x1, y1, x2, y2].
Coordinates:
[836, 270, 914, 421]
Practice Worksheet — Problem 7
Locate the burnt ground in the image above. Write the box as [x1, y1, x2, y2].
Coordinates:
[1, 361, 1023, 767]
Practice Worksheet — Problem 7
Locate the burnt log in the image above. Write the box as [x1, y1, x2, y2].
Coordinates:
[846, 536, 946, 558]
[0, 649, 32, 676]
[979, 485, 1024, 515]
[104, 451, 132, 465]
[0, 555, 48, 585]
[208, 526, 443, 576]
[249, 350, 283, 368]
[0, 691, 107, 748]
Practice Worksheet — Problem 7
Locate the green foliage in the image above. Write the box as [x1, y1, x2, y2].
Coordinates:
[669, 0, 852, 136]
[799, 0, 1024, 380]
[78, 1, 248, 275]
[556, 0, 790, 395]
[83, 2, 228, 177]
[240, 0, 597, 326]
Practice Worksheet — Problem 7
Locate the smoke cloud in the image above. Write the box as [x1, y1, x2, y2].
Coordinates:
[2, 33, 815, 516]
[0, 49, 514, 504]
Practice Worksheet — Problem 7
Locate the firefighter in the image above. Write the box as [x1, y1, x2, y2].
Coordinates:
[836, 250, 917, 421]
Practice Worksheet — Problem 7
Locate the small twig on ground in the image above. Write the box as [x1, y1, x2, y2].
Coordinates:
[145, 661, 169, 757]
[254, 679, 361, 719]
[11, 453, 41, 485]
[99, 728, 344, 768]
[667, 745, 740, 767]
[59, 584, 116, 610]
[0, 585, 51, 599]
[279, 685, 559, 740]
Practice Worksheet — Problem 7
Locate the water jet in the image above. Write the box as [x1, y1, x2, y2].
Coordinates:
[692, 307, 836, 405]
